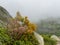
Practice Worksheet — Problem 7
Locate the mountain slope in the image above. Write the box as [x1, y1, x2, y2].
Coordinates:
[0, 6, 12, 27]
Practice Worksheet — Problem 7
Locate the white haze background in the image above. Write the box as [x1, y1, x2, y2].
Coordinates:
[0, 0, 60, 22]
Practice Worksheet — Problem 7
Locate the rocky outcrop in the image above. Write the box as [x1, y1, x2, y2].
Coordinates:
[0, 6, 12, 27]
[34, 32, 44, 45]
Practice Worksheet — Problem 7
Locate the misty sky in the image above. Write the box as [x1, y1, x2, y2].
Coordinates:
[0, 0, 60, 22]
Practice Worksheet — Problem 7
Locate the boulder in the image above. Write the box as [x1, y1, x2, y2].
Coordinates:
[34, 32, 44, 45]
[51, 35, 60, 41]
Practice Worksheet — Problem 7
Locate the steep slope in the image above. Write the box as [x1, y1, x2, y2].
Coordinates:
[0, 6, 12, 27]
[0, 6, 12, 22]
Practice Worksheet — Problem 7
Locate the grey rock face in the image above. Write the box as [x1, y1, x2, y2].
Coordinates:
[0, 6, 12, 27]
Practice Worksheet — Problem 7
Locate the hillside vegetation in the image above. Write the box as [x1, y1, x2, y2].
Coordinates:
[37, 18, 60, 36]
[0, 6, 57, 45]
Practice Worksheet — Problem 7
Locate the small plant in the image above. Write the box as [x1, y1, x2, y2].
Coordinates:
[0, 27, 12, 45]
[42, 35, 57, 45]
[14, 40, 33, 45]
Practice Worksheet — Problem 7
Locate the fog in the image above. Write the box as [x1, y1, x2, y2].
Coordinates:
[0, 0, 60, 22]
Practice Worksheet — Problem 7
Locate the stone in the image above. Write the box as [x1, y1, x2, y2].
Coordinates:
[34, 32, 44, 45]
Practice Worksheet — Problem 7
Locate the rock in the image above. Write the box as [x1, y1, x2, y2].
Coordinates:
[0, 6, 12, 22]
[51, 35, 60, 41]
[0, 6, 12, 27]
[34, 32, 44, 45]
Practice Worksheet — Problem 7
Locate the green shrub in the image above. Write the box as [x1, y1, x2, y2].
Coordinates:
[42, 35, 57, 45]
[0, 27, 12, 45]
[0, 27, 39, 45]
[14, 40, 33, 45]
